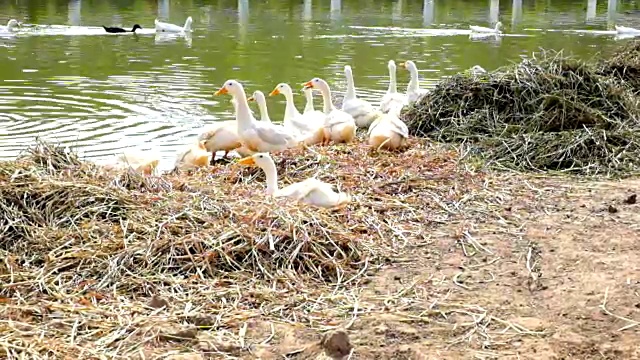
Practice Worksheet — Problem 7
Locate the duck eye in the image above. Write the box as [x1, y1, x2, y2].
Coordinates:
[227, 82, 233, 87]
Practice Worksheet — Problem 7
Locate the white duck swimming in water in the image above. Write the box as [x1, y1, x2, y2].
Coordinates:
[155, 16, 193, 33]
[615, 25, 640, 35]
[470, 21, 503, 34]
[0, 19, 20, 32]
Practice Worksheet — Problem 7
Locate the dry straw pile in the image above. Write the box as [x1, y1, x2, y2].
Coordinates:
[403, 45, 640, 176]
[0, 139, 486, 358]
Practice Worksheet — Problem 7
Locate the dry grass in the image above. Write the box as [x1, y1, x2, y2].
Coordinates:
[402, 47, 640, 176]
[0, 138, 494, 359]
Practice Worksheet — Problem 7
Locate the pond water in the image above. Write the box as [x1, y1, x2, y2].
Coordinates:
[1, 0, 639, 170]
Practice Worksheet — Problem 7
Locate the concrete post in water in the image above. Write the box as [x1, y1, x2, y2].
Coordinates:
[607, 0, 617, 27]
[158, 0, 170, 21]
[68, 0, 81, 26]
[512, 0, 522, 27]
[330, 0, 341, 22]
[586, 0, 597, 21]
[392, 0, 403, 21]
[423, 0, 435, 27]
[490, 0, 500, 26]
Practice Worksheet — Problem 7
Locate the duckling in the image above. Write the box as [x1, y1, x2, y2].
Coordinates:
[174, 140, 210, 171]
[102, 24, 142, 33]
[103, 150, 160, 175]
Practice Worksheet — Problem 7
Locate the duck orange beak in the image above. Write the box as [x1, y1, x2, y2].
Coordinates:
[238, 156, 256, 165]
[214, 87, 228, 96]
[269, 88, 280, 96]
[247, 96, 255, 102]
[399, 62, 407, 68]
[302, 80, 314, 90]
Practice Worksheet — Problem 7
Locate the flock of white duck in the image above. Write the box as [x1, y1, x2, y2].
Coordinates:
[106, 60, 438, 209]
[0, 17, 193, 35]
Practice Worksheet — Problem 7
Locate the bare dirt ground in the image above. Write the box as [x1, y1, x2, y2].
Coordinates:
[1, 140, 638, 360]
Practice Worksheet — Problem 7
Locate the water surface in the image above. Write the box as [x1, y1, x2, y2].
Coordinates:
[1, 0, 639, 170]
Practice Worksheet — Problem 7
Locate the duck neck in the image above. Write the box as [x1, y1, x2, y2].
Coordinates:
[388, 66, 398, 94]
[345, 70, 356, 101]
[234, 91, 253, 127]
[262, 160, 279, 195]
[257, 99, 271, 123]
[408, 67, 419, 93]
[283, 91, 300, 119]
[319, 85, 334, 114]
[304, 91, 315, 112]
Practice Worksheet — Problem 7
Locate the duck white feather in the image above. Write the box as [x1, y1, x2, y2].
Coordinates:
[303, 77, 357, 145]
[367, 103, 409, 151]
[341, 65, 383, 128]
[268, 83, 325, 145]
[470, 21, 503, 34]
[400, 60, 429, 103]
[1, 19, 20, 32]
[615, 25, 640, 34]
[247, 90, 272, 123]
[379, 60, 409, 114]
[214, 80, 298, 153]
[155, 16, 193, 33]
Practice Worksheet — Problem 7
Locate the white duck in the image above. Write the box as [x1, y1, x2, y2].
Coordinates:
[379, 60, 409, 114]
[367, 103, 409, 151]
[615, 25, 640, 35]
[400, 60, 429, 103]
[155, 17, 193, 33]
[303, 88, 317, 114]
[341, 65, 383, 128]
[1, 19, 20, 32]
[174, 140, 210, 171]
[303, 77, 357, 145]
[470, 21, 503, 34]
[238, 152, 351, 209]
[469, 65, 487, 76]
[214, 80, 298, 153]
[270, 83, 325, 145]
[247, 90, 272, 123]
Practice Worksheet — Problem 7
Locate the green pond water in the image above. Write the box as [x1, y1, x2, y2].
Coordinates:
[0, 0, 639, 170]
